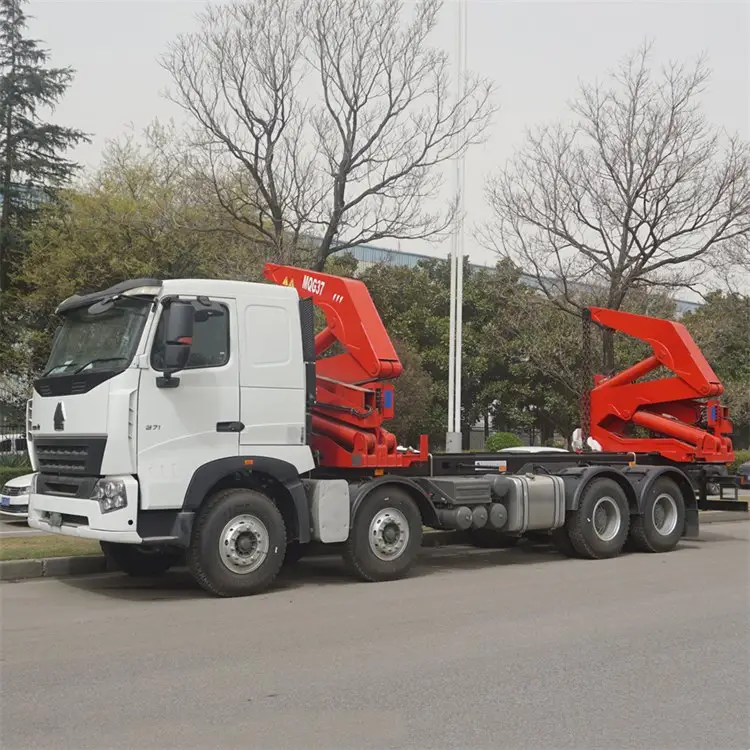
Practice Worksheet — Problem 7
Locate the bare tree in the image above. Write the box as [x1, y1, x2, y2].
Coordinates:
[162, 0, 494, 270]
[482, 42, 750, 368]
[712, 234, 750, 295]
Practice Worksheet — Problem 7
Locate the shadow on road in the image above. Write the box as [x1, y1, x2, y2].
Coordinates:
[53, 526, 744, 603]
[54, 539, 569, 602]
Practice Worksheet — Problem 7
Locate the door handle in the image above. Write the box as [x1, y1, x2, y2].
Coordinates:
[216, 421, 245, 433]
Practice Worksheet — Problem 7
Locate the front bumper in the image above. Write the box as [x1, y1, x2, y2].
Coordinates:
[28, 475, 143, 544]
[0, 502, 29, 519]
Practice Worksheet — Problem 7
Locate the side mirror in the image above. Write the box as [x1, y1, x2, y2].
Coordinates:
[156, 300, 194, 388]
[164, 300, 195, 347]
[162, 342, 191, 372]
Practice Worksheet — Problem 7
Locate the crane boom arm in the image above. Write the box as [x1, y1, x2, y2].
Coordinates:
[263, 263, 426, 469]
[587, 306, 734, 463]
[263, 263, 402, 384]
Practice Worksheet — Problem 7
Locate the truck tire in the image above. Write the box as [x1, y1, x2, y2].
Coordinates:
[100, 541, 181, 577]
[283, 541, 307, 567]
[344, 485, 422, 582]
[188, 487, 286, 597]
[550, 526, 581, 558]
[629, 477, 685, 553]
[566, 478, 630, 559]
[468, 529, 520, 548]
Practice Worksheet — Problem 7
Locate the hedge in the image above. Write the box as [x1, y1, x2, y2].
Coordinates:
[486, 432, 524, 451]
[730, 450, 750, 474]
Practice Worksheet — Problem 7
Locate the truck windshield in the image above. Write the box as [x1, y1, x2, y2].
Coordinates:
[43, 297, 152, 377]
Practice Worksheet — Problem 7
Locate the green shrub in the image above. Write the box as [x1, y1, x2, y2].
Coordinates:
[486, 432, 524, 451]
[730, 450, 750, 474]
[0, 466, 33, 488]
[0, 453, 31, 468]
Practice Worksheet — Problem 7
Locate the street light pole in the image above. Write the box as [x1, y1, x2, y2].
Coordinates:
[445, 0, 467, 454]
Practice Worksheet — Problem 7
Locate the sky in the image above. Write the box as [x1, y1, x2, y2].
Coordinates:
[26, 0, 750, 275]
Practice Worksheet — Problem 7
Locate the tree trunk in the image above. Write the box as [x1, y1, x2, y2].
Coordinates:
[1, 111, 13, 292]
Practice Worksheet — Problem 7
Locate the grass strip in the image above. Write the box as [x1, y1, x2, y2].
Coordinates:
[1, 535, 102, 561]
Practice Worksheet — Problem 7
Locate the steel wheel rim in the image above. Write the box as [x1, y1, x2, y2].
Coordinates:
[369, 506, 410, 561]
[591, 497, 622, 542]
[219, 514, 270, 574]
[652, 493, 679, 536]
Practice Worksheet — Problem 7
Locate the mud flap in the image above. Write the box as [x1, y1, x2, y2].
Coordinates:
[684, 507, 699, 539]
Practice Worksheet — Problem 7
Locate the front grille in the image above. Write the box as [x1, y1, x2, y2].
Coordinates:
[33, 437, 107, 476]
[35, 380, 92, 397]
[36, 444, 89, 473]
[37, 473, 99, 499]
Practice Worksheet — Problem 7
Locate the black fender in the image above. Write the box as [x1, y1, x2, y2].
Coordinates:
[621, 465, 697, 538]
[183, 456, 311, 544]
[557, 465, 638, 514]
[349, 476, 438, 528]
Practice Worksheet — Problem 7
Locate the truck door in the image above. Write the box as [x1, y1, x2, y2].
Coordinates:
[137, 297, 240, 510]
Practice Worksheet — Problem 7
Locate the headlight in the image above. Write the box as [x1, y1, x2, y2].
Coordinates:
[92, 479, 128, 513]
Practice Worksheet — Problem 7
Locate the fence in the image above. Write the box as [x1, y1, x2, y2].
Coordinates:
[0, 381, 29, 459]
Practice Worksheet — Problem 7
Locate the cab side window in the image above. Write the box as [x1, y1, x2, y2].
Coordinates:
[151, 301, 230, 370]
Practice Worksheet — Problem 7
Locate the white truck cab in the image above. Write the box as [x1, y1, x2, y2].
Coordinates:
[28, 277, 319, 586]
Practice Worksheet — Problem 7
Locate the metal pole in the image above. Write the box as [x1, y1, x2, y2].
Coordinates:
[455, 0, 467, 442]
[447, 235, 457, 437]
[445, 0, 466, 454]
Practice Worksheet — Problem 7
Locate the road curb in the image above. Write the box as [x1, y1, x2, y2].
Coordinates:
[699, 511, 748, 524]
[0, 555, 112, 582]
[0, 516, 745, 583]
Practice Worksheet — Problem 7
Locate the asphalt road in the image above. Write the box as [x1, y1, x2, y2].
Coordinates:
[0, 517, 38, 537]
[2, 521, 749, 750]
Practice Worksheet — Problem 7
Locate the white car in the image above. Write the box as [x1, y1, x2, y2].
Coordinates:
[0, 472, 34, 519]
[496, 446, 569, 454]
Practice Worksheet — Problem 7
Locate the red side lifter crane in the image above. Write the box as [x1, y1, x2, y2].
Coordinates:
[263, 263, 429, 469]
[587, 307, 734, 464]
[265, 265, 734, 471]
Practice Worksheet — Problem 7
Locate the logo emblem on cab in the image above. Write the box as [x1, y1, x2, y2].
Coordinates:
[53, 402, 66, 431]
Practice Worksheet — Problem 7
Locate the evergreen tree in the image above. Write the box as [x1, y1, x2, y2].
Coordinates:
[0, 0, 88, 291]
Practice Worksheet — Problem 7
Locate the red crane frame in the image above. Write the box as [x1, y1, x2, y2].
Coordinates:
[587, 307, 734, 464]
[263, 263, 428, 469]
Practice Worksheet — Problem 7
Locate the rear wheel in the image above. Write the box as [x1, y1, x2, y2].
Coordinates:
[188, 487, 286, 597]
[629, 477, 685, 553]
[550, 526, 581, 558]
[344, 486, 422, 582]
[566, 478, 630, 559]
[100, 541, 181, 577]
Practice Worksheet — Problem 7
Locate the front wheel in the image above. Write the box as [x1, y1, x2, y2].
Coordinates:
[100, 541, 181, 577]
[188, 487, 287, 597]
[344, 486, 422, 582]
